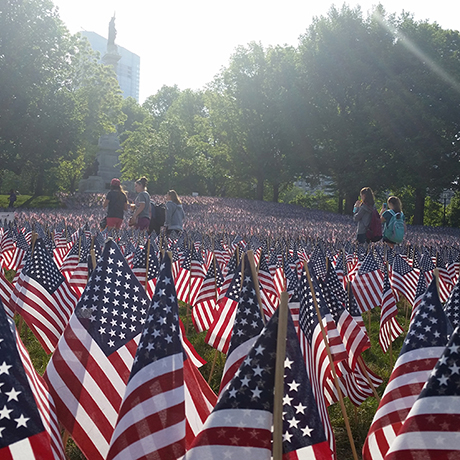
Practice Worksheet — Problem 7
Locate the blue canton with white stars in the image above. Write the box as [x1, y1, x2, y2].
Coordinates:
[130, 254, 183, 380]
[402, 279, 452, 355]
[77, 239, 150, 356]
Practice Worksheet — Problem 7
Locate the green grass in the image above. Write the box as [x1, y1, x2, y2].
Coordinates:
[0, 194, 61, 208]
[8, 263, 406, 460]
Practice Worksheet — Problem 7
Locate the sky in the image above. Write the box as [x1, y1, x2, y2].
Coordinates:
[52, 0, 460, 103]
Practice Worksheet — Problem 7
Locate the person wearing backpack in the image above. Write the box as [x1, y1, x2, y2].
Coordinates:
[381, 196, 405, 248]
[164, 190, 185, 237]
[353, 187, 381, 244]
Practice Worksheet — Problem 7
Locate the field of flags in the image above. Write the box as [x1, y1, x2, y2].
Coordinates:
[0, 195, 460, 459]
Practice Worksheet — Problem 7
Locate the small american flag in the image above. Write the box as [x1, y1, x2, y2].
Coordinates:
[379, 268, 404, 353]
[390, 254, 418, 305]
[219, 253, 264, 394]
[384, 325, 460, 459]
[444, 280, 460, 330]
[0, 298, 65, 460]
[107, 253, 186, 460]
[11, 238, 78, 354]
[351, 252, 383, 313]
[45, 239, 151, 460]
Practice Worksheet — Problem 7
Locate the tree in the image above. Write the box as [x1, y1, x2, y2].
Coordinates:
[0, 0, 124, 194]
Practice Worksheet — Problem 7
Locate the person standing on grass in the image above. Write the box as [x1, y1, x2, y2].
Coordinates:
[164, 190, 185, 237]
[8, 189, 17, 209]
[353, 186, 376, 245]
[103, 178, 128, 230]
[129, 177, 150, 231]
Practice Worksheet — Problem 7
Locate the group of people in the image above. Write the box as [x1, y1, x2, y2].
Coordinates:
[102, 177, 185, 235]
[353, 186, 405, 247]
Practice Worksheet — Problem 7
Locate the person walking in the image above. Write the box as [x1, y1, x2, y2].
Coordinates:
[103, 178, 128, 230]
[353, 186, 376, 244]
[129, 177, 151, 231]
[164, 190, 185, 236]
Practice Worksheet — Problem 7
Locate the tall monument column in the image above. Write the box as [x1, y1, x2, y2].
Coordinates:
[79, 16, 124, 193]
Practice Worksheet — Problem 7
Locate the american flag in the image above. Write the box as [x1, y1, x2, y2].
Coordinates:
[11, 238, 78, 354]
[219, 254, 264, 394]
[106, 253, 186, 460]
[192, 259, 223, 333]
[0, 228, 15, 270]
[0, 269, 15, 319]
[410, 270, 428, 323]
[282, 313, 333, 459]
[298, 270, 335, 453]
[351, 252, 383, 313]
[67, 238, 93, 298]
[321, 265, 370, 371]
[8, 231, 29, 274]
[419, 252, 436, 285]
[59, 238, 82, 281]
[44, 239, 151, 460]
[384, 325, 460, 459]
[183, 308, 280, 460]
[205, 260, 242, 353]
[379, 268, 404, 353]
[0, 298, 65, 460]
[390, 254, 418, 306]
[444, 280, 460, 330]
[175, 248, 202, 306]
[436, 252, 454, 303]
[362, 279, 452, 460]
[257, 249, 279, 304]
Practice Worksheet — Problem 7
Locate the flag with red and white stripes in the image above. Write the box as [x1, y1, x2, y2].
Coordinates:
[11, 239, 78, 354]
[0, 298, 65, 460]
[379, 269, 404, 353]
[0, 269, 15, 319]
[44, 239, 151, 460]
[106, 253, 186, 460]
[352, 252, 384, 313]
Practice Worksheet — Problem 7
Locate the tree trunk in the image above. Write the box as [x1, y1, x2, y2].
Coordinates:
[272, 183, 279, 203]
[338, 190, 344, 214]
[255, 175, 264, 201]
[34, 169, 45, 196]
[413, 188, 426, 225]
[344, 191, 355, 214]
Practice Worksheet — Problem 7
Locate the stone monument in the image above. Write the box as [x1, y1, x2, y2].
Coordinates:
[79, 16, 124, 193]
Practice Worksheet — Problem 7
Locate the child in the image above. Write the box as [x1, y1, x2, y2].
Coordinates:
[380, 196, 405, 247]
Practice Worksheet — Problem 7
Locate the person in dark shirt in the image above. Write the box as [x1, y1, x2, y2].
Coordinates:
[103, 178, 128, 230]
[8, 189, 17, 209]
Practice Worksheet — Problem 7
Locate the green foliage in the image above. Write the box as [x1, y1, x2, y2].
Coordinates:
[0, 194, 61, 208]
[281, 187, 337, 212]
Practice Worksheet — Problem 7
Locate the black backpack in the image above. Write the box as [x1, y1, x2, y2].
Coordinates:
[149, 201, 166, 235]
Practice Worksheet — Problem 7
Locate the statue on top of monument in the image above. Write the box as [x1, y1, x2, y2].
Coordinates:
[108, 15, 117, 47]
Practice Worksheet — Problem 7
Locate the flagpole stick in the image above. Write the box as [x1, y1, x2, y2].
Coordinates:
[304, 263, 359, 460]
[389, 340, 393, 368]
[62, 429, 70, 453]
[357, 356, 381, 403]
[207, 349, 219, 385]
[247, 249, 266, 325]
[31, 231, 38, 256]
[273, 291, 289, 460]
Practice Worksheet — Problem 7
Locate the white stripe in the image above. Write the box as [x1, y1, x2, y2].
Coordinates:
[202, 408, 272, 429]
[9, 437, 35, 459]
[185, 444, 269, 460]
[46, 350, 111, 458]
[407, 395, 458, 416]
[387, 431, 460, 454]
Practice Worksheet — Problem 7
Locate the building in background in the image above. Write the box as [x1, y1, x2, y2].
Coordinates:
[80, 30, 140, 102]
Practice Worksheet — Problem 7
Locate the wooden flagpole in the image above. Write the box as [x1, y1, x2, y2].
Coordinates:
[357, 356, 381, 402]
[247, 249, 266, 325]
[304, 263, 359, 460]
[273, 291, 289, 460]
